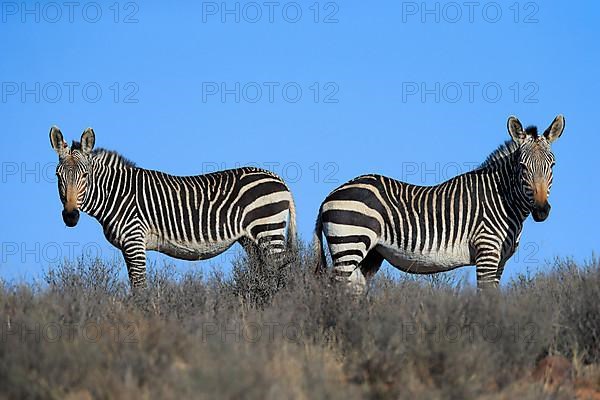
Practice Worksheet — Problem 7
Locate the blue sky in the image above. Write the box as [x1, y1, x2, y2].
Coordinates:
[1, 1, 598, 284]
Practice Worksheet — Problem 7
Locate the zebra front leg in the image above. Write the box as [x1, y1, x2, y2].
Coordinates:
[493, 259, 507, 287]
[474, 244, 502, 290]
[121, 240, 147, 289]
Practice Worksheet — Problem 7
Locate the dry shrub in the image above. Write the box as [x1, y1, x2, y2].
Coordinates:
[0, 252, 598, 399]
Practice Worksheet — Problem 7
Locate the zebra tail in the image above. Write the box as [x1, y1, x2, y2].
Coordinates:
[286, 194, 298, 252]
[313, 209, 327, 274]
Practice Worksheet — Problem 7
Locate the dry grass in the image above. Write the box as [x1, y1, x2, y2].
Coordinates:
[0, 247, 599, 399]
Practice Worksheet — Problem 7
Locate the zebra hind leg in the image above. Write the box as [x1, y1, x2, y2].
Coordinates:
[333, 261, 367, 296]
[335, 249, 384, 296]
[244, 227, 291, 269]
[332, 255, 371, 297]
[238, 235, 287, 270]
[238, 237, 265, 266]
[236, 235, 289, 305]
[359, 249, 385, 292]
[328, 239, 378, 296]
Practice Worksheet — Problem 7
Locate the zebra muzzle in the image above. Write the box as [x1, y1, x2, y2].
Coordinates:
[532, 202, 551, 222]
[62, 209, 80, 227]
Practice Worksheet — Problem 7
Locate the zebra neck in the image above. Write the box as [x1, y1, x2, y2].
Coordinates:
[79, 168, 105, 221]
[511, 178, 532, 222]
[481, 162, 531, 223]
[80, 154, 137, 223]
[477, 140, 530, 222]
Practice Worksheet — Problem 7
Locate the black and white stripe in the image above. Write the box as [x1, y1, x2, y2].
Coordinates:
[314, 115, 565, 293]
[50, 127, 297, 288]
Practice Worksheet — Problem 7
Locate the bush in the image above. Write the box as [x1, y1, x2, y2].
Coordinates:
[0, 252, 598, 399]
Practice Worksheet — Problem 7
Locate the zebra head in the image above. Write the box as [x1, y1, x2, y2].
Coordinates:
[507, 115, 565, 222]
[49, 126, 96, 227]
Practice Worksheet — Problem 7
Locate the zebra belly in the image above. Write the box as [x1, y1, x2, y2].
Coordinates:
[146, 234, 237, 261]
[376, 243, 472, 273]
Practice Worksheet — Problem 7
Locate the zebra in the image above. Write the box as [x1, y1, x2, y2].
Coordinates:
[313, 115, 565, 294]
[49, 126, 297, 288]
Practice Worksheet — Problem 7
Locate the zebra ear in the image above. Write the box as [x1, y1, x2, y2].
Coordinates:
[49, 126, 68, 156]
[543, 115, 565, 144]
[80, 128, 96, 154]
[507, 116, 527, 144]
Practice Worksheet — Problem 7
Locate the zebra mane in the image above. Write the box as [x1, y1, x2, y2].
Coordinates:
[70, 141, 135, 167]
[478, 125, 539, 169]
[477, 140, 520, 169]
[93, 148, 136, 168]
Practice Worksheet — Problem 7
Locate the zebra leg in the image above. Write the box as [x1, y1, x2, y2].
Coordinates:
[327, 235, 378, 296]
[360, 249, 384, 280]
[494, 260, 507, 286]
[474, 244, 502, 290]
[121, 239, 147, 289]
[331, 248, 374, 296]
[238, 236, 264, 265]
[333, 261, 367, 296]
[243, 225, 289, 268]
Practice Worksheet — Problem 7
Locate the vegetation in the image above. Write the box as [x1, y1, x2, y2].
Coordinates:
[1, 246, 599, 399]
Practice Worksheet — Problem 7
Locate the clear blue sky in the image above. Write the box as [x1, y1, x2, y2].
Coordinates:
[1, 1, 598, 284]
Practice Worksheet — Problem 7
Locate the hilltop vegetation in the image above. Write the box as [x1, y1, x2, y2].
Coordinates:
[0, 247, 599, 399]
